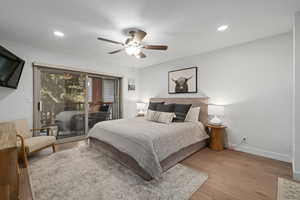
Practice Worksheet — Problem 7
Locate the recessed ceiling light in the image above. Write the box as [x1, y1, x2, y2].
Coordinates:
[54, 31, 64, 37]
[217, 25, 228, 32]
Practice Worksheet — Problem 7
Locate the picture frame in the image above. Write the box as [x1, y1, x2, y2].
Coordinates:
[128, 78, 136, 91]
[168, 67, 198, 94]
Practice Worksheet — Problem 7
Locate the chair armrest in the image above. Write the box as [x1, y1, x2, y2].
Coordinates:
[16, 134, 26, 153]
[31, 127, 53, 136]
[30, 127, 50, 132]
[17, 134, 29, 167]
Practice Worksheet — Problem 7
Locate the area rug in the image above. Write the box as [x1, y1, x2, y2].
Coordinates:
[278, 177, 300, 200]
[29, 146, 208, 200]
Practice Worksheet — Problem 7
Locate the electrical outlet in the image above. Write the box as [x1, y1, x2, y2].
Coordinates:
[241, 137, 247, 144]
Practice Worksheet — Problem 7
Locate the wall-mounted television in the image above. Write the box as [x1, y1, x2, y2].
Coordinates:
[0, 45, 25, 89]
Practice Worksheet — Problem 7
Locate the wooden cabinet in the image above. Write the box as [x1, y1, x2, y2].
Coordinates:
[207, 124, 227, 151]
[0, 122, 19, 200]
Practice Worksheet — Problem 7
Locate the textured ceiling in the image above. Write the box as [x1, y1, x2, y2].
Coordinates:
[0, 0, 300, 68]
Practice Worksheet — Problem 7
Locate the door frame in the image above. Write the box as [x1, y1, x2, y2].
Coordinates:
[33, 67, 88, 142]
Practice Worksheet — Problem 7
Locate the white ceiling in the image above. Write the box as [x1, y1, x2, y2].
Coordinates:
[1, 0, 300, 68]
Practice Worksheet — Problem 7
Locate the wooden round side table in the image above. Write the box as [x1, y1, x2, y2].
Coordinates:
[207, 124, 227, 151]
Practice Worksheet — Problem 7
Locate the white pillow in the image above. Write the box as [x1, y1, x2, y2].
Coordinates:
[154, 111, 175, 124]
[146, 110, 175, 124]
[185, 107, 201, 122]
[146, 109, 156, 121]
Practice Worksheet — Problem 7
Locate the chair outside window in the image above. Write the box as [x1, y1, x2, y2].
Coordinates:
[88, 103, 113, 129]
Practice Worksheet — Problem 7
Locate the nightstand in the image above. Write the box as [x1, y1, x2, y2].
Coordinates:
[206, 124, 227, 151]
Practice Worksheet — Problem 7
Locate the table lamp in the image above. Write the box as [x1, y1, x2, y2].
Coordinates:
[208, 104, 225, 125]
[136, 101, 147, 116]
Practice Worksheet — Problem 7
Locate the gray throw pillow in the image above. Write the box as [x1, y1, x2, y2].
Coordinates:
[156, 104, 175, 112]
[173, 104, 192, 122]
[148, 102, 164, 111]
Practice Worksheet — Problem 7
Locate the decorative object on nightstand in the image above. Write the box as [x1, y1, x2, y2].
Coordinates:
[207, 124, 227, 151]
[136, 101, 147, 117]
[208, 104, 224, 125]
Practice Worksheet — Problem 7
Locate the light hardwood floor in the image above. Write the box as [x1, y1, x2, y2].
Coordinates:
[20, 140, 292, 200]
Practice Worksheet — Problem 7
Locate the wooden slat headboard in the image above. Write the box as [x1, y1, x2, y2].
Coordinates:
[150, 98, 209, 125]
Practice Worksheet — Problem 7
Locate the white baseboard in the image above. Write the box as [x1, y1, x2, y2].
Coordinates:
[230, 144, 292, 163]
[293, 170, 300, 181]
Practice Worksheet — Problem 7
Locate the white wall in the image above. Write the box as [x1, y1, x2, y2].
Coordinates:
[0, 33, 293, 163]
[0, 40, 139, 127]
[139, 33, 293, 162]
[293, 12, 300, 180]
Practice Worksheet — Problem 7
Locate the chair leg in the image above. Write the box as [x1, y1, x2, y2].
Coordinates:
[23, 152, 29, 168]
[52, 144, 56, 153]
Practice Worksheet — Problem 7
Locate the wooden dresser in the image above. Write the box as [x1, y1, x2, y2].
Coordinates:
[0, 122, 19, 200]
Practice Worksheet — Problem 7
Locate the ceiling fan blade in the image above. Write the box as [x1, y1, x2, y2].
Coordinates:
[136, 52, 146, 59]
[131, 30, 147, 42]
[108, 49, 124, 54]
[143, 45, 168, 50]
[125, 38, 132, 45]
[97, 37, 123, 45]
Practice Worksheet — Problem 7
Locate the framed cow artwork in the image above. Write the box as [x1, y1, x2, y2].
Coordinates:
[168, 67, 197, 94]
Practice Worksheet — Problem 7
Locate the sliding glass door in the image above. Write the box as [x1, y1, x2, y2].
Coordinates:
[34, 68, 86, 140]
[33, 66, 121, 142]
[87, 76, 121, 129]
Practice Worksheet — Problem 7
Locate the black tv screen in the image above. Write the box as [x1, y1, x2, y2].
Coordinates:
[0, 45, 25, 89]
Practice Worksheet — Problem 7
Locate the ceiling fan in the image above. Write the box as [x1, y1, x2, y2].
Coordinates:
[97, 29, 168, 59]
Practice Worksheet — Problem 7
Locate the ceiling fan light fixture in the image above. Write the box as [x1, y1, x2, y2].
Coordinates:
[97, 29, 168, 59]
[125, 46, 141, 56]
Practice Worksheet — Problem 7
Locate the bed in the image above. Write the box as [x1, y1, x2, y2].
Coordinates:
[88, 98, 209, 180]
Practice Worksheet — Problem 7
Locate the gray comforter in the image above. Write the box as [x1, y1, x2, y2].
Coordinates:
[88, 117, 208, 178]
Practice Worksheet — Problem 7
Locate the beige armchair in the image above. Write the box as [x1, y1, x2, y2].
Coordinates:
[14, 119, 56, 168]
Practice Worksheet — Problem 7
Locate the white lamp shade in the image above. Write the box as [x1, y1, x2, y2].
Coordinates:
[136, 102, 146, 110]
[136, 102, 147, 114]
[208, 104, 224, 116]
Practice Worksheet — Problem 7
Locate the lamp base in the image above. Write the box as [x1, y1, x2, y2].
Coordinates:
[136, 113, 145, 117]
[136, 111, 145, 117]
[209, 116, 223, 125]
